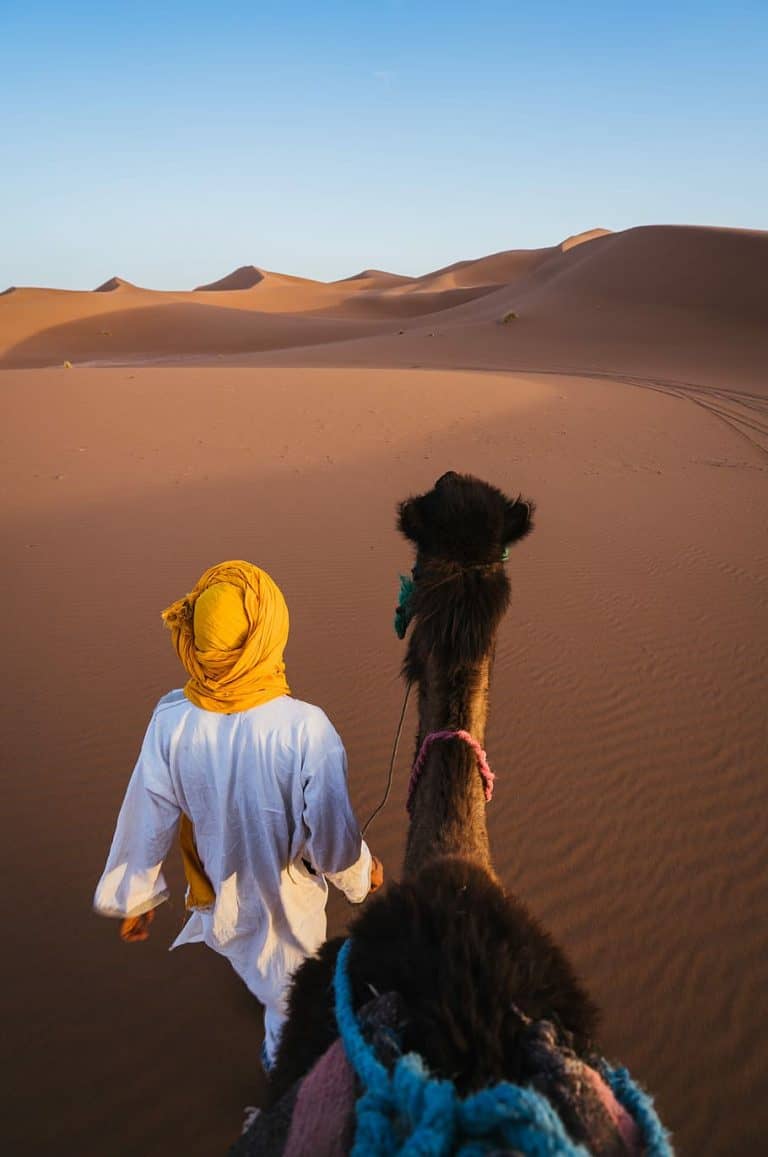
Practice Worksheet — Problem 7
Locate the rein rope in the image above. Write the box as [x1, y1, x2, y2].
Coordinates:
[362, 680, 413, 837]
[408, 730, 495, 815]
[364, 563, 499, 835]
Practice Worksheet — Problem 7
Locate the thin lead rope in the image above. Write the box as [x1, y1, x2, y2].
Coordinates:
[362, 680, 413, 836]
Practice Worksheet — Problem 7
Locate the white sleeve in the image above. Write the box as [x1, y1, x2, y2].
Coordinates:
[300, 714, 372, 903]
[326, 840, 372, 905]
[93, 707, 181, 918]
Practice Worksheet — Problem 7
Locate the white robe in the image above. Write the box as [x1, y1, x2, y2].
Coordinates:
[94, 691, 371, 1055]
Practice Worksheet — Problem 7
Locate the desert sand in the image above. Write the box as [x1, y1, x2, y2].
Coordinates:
[1, 225, 766, 1156]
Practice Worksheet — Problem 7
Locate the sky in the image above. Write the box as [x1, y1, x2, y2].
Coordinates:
[1, 0, 766, 289]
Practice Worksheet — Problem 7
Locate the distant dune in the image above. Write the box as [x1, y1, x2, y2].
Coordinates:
[334, 268, 416, 287]
[560, 227, 612, 252]
[410, 246, 557, 291]
[514, 225, 768, 318]
[94, 276, 137, 293]
[1, 225, 766, 370]
[194, 265, 267, 291]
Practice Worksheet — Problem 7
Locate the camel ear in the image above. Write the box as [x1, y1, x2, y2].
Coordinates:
[503, 497, 534, 545]
[398, 498, 424, 543]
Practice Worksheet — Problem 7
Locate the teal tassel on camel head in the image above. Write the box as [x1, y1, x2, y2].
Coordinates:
[394, 547, 509, 640]
[394, 573, 416, 639]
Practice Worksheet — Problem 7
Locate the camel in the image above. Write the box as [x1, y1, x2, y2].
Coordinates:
[233, 471, 670, 1155]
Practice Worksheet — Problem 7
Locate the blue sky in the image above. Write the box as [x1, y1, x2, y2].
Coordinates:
[1, 1, 766, 289]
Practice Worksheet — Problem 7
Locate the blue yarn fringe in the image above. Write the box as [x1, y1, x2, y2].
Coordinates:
[333, 938, 673, 1156]
[605, 1066, 673, 1156]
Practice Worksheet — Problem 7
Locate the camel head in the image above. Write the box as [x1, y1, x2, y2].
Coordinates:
[396, 471, 534, 674]
[398, 470, 533, 567]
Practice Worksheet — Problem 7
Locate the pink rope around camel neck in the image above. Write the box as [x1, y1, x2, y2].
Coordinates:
[407, 729, 495, 815]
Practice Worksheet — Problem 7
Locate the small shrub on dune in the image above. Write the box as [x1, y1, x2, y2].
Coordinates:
[501, 311, 518, 324]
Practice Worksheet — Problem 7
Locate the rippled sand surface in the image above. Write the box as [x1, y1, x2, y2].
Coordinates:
[2, 225, 767, 1155]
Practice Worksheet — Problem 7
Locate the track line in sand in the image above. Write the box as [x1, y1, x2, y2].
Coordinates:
[61, 357, 768, 460]
[403, 360, 768, 462]
[547, 369, 768, 461]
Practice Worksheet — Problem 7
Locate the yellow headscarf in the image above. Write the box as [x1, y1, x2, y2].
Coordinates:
[162, 560, 291, 713]
[161, 560, 291, 907]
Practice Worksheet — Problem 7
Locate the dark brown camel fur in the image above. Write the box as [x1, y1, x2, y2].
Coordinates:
[266, 471, 600, 1112]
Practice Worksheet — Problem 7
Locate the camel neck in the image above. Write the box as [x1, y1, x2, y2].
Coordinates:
[403, 653, 495, 877]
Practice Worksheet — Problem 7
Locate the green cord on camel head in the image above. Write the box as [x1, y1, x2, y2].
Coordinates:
[394, 548, 510, 640]
[394, 573, 416, 639]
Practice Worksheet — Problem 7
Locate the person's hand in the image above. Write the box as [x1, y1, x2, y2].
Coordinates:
[369, 855, 384, 894]
[120, 909, 155, 942]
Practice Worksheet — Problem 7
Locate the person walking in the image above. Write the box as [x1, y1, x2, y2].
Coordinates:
[94, 559, 382, 1067]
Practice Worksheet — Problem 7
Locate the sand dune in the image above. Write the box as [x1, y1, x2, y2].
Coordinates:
[334, 268, 416, 287]
[3, 225, 765, 371]
[2, 225, 767, 1156]
[4, 301, 391, 365]
[94, 276, 137, 293]
[513, 225, 768, 319]
[0, 282, 383, 364]
[560, 227, 612, 252]
[242, 226, 768, 409]
[393, 224, 768, 332]
[409, 245, 557, 291]
[195, 265, 268, 291]
[331, 283, 501, 320]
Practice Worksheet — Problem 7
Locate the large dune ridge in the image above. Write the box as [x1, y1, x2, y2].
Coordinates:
[1, 225, 766, 384]
[2, 224, 767, 1156]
